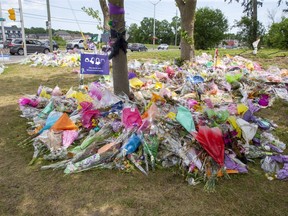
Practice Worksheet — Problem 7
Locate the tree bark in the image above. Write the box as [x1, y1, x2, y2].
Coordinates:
[99, 0, 110, 32]
[252, 0, 258, 42]
[176, 0, 197, 62]
[108, 0, 130, 96]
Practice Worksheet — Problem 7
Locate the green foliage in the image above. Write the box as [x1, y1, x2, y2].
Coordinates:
[233, 16, 265, 48]
[127, 17, 176, 45]
[81, 7, 103, 30]
[224, 0, 263, 15]
[127, 23, 141, 43]
[194, 7, 229, 49]
[52, 35, 66, 47]
[180, 30, 193, 45]
[171, 16, 181, 45]
[174, 57, 185, 67]
[264, 18, 288, 49]
[25, 27, 47, 34]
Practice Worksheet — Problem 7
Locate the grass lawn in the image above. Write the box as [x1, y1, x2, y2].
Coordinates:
[0, 49, 287, 216]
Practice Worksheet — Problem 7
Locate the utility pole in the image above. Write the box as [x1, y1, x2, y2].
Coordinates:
[150, 0, 161, 49]
[18, 0, 27, 57]
[46, 0, 53, 52]
[0, 2, 6, 42]
[175, 9, 177, 46]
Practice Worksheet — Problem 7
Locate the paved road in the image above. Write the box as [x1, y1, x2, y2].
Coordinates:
[0, 55, 27, 65]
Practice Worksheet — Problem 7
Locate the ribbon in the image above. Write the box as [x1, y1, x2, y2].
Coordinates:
[108, 30, 127, 59]
[109, 3, 125, 15]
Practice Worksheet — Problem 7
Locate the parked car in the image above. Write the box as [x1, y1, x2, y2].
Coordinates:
[66, 39, 85, 50]
[7, 39, 50, 55]
[158, 44, 169, 50]
[129, 43, 148, 52]
[40, 40, 59, 51]
[3, 38, 12, 49]
[127, 43, 132, 49]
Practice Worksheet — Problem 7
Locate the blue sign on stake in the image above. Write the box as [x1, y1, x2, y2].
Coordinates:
[80, 53, 109, 75]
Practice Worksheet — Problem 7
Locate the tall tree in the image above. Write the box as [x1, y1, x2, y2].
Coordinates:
[127, 23, 140, 43]
[175, 0, 197, 61]
[264, 17, 288, 49]
[108, 0, 129, 96]
[278, 0, 288, 12]
[99, 0, 110, 32]
[225, 0, 263, 43]
[233, 16, 265, 48]
[171, 16, 181, 46]
[157, 19, 174, 45]
[194, 7, 229, 50]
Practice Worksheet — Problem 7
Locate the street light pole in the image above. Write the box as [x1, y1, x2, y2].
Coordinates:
[0, 2, 6, 42]
[46, 0, 53, 52]
[18, 0, 27, 57]
[150, 0, 161, 49]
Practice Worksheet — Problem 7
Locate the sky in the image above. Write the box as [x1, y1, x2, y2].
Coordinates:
[1, 0, 287, 35]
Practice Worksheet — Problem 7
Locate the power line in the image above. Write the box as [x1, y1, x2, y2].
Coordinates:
[24, 0, 85, 13]
[1, 9, 101, 24]
[23, 15, 98, 26]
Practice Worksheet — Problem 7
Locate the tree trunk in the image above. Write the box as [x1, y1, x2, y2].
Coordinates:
[99, 0, 110, 32]
[176, 0, 197, 62]
[252, 0, 258, 42]
[108, 0, 130, 96]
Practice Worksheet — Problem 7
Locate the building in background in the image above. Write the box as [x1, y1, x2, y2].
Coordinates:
[0, 26, 21, 40]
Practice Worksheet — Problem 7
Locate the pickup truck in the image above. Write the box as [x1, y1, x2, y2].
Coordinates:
[66, 39, 86, 50]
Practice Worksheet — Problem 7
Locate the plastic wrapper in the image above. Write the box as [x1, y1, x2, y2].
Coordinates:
[193, 126, 225, 166]
[277, 163, 288, 180]
[20, 106, 41, 119]
[248, 99, 260, 113]
[51, 113, 78, 131]
[186, 147, 203, 171]
[258, 94, 269, 107]
[165, 66, 175, 77]
[52, 86, 62, 96]
[53, 97, 77, 113]
[129, 77, 144, 88]
[261, 132, 286, 151]
[261, 156, 279, 173]
[176, 106, 195, 133]
[72, 124, 114, 153]
[237, 104, 249, 115]
[273, 88, 288, 101]
[47, 130, 63, 152]
[128, 72, 137, 79]
[227, 103, 237, 115]
[38, 100, 54, 119]
[81, 110, 101, 129]
[225, 154, 248, 173]
[62, 130, 78, 149]
[236, 118, 258, 149]
[38, 111, 63, 134]
[120, 133, 142, 156]
[19, 97, 39, 107]
[122, 107, 142, 129]
[64, 151, 114, 174]
[205, 109, 229, 124]
[225, 73, 242, 83]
